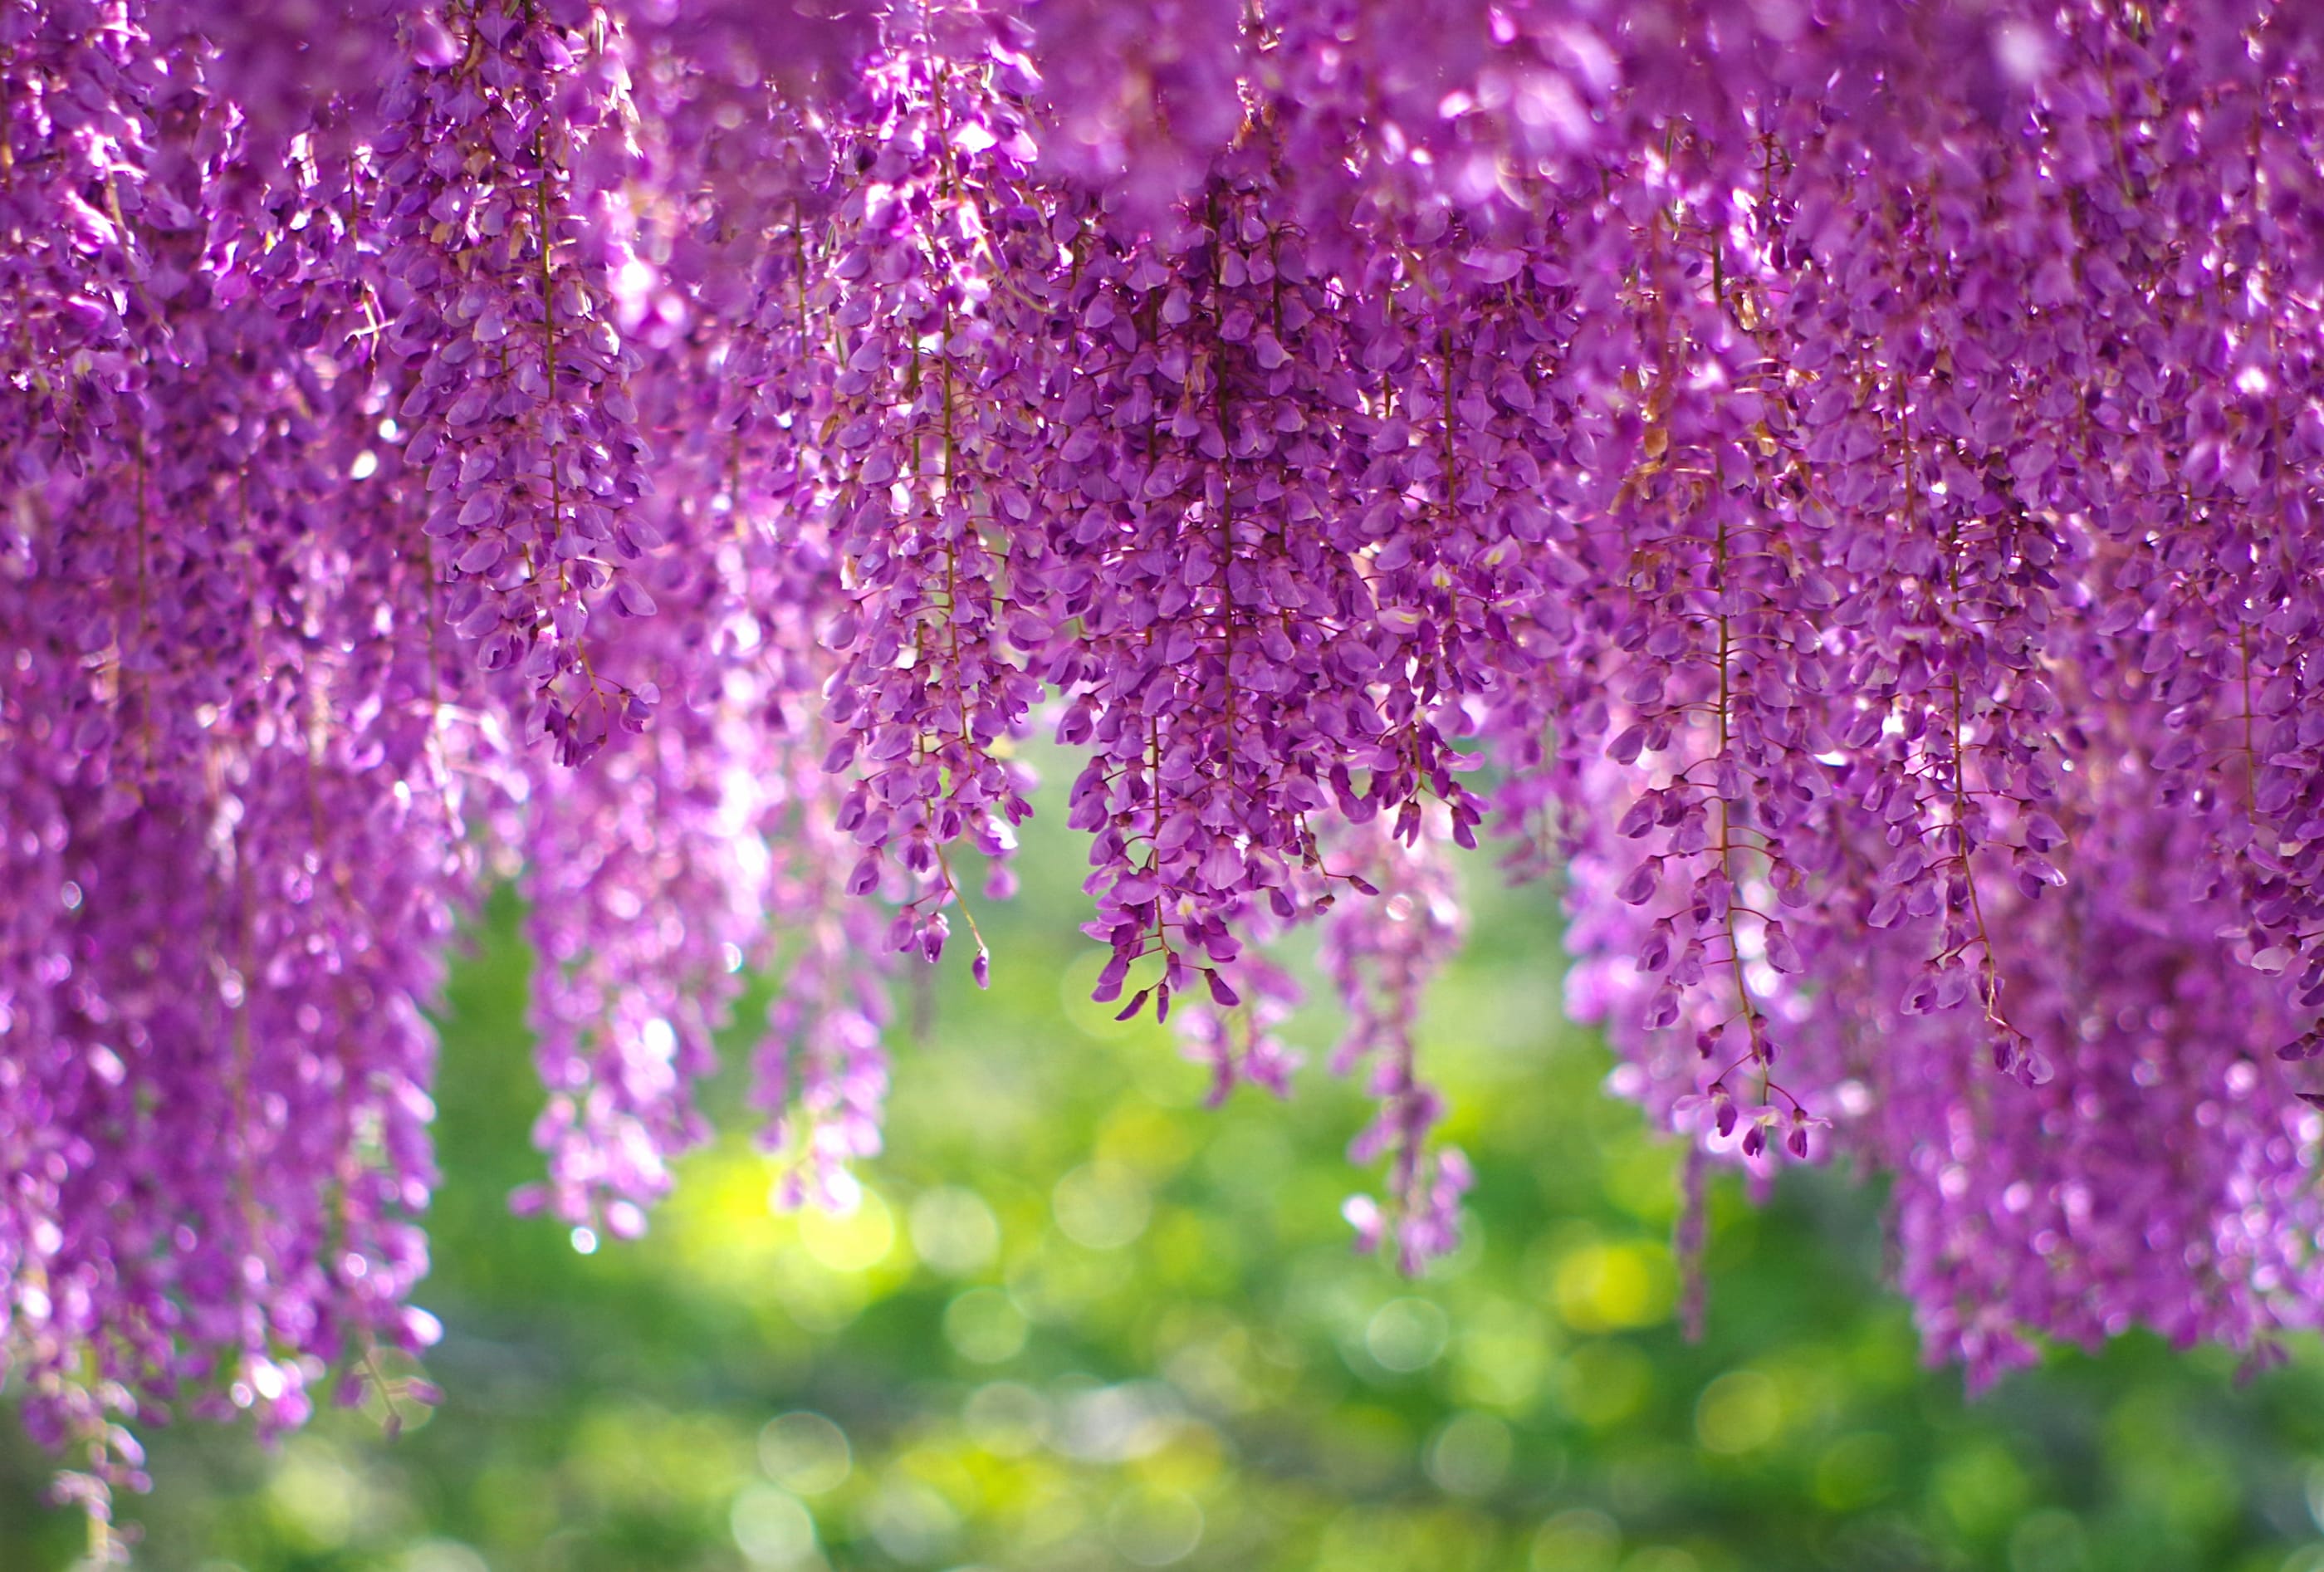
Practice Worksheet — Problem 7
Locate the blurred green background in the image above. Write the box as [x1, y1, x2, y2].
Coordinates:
[14, 751, 2324, 1572]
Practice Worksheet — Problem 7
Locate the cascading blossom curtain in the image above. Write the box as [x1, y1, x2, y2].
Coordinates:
[7, 0, 2324, 1523]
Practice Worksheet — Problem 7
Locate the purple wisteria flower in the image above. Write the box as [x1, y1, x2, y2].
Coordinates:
[7, 0, 2324, 1523]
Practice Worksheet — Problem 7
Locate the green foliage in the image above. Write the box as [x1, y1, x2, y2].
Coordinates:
[12, 768, 2324, 1571]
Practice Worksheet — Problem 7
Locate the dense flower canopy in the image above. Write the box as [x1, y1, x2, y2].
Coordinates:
[7, 0, 2324, 1515]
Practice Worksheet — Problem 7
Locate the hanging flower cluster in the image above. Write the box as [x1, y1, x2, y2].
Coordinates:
[8, 0, 2324, 1504]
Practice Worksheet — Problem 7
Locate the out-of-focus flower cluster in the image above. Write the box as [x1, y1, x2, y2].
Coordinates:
[7, 0, 2324, 1510]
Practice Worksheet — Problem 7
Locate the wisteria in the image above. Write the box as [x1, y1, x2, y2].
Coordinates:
[9, 0, 2324, 1517]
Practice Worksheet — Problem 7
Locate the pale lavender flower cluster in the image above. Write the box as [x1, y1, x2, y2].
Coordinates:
[1319, 811, 1473, 1275]
[8, 0, 2324, 1509]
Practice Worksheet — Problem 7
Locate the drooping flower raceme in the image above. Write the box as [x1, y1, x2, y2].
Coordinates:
[9, 0, 2324, 1507]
